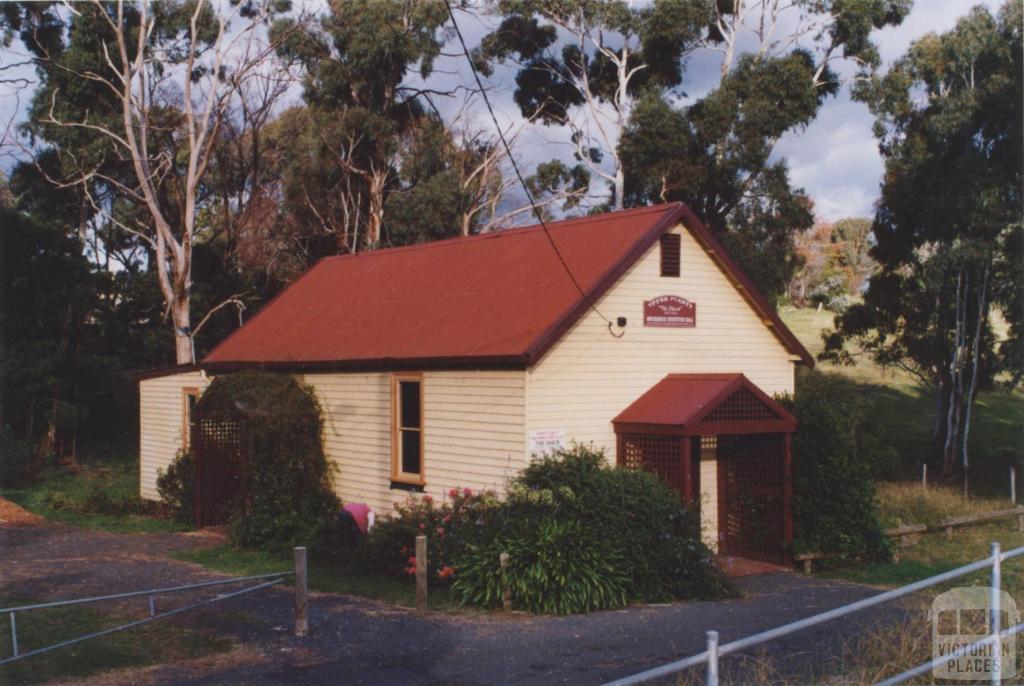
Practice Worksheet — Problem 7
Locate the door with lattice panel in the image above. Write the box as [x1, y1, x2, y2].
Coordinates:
[192, 416, 246, 528]
[716, 433, 785, 563]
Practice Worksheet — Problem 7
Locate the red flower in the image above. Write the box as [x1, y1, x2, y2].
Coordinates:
[438, 565, 455, 580]
[448, 488, 459, 498]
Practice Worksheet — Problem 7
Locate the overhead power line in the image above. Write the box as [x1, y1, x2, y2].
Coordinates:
[442, 1, 622, 337]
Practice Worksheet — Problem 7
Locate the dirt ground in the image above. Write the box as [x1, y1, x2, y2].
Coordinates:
[0, 517, 910, 685]
[0, 498, 44, 525]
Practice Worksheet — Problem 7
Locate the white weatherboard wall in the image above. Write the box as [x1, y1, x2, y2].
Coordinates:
[526, 223, 796, 460]
[139, 370, 210, 500]
[305, 370, 526, 513]
[699, 442, 719, 551]
[139, 369, 526, 512]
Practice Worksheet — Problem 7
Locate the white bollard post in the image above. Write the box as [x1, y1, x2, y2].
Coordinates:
[706, 630, 720, 686]
[1011, 467, 1016, 504]
[922, 463, 927, 490]
[991, 542, 1001, 686]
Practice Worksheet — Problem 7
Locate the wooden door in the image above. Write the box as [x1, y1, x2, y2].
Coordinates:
[193, 417, 245, 528]
[717, 434, 785, 563]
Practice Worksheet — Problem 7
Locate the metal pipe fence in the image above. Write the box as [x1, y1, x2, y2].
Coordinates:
[604, 542, 1024, 686]
[0, 546, 309, 666]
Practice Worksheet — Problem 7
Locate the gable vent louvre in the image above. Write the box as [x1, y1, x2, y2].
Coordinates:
[660, 233, 681, 277]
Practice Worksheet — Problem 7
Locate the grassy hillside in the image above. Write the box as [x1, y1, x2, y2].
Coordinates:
[780, 306, 1024, 496]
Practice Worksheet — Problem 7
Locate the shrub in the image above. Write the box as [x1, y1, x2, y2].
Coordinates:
[193, 372, 344, 555]
[357, 488, 502, 581]
[782, 371, 891, 562]
[156, 449, 195, 525]
[452, 518, 629, 614]
[516, 447, 734, 602]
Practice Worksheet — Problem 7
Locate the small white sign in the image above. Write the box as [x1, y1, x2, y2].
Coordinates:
[529, 429, 566, 455]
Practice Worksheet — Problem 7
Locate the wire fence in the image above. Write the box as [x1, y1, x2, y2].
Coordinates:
[0, 546, 309, 665]
[604, 542, 1024, 686]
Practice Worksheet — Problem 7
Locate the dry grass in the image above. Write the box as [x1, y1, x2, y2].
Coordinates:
[877, 482, 1015, 528]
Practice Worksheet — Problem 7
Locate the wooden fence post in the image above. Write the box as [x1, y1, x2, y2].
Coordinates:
[499, 552, 511, 612]
[415, 535, 427, 612]
[294, 546, 308, 637]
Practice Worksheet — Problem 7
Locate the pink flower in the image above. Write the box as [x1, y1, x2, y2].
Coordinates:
[423, 495, 433, 504]
[463, 487, 473, 497]
[408, 556, 417, 565]
[448, 488, 459, 498]
[419, 522, 426, 530]
[436, 527, 445, 537]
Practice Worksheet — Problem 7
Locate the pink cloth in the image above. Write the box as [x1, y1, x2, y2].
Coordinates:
[343, 503, 372, 534]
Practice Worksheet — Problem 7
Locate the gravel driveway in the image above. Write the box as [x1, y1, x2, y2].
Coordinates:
[0, 522, 906, 685]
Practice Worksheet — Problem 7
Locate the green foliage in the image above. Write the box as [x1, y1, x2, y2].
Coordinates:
[359, 445, 733, 614]
[197, 372, 343, 555]
[452, 518, 629, 614]
[357, 488, 502, 582]
[156, 449, 195, 525]
[0, 425, 45, 487]
[516, 447, 734, 601]
[43, 489, 154, 517]
[781, 372, 891, 561]
[828, 2, 1023, 473]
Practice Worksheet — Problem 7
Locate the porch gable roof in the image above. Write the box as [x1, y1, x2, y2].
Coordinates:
[612, 373, 797, 436]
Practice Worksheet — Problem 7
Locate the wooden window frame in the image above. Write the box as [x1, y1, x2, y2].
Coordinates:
[660, 233, 681, 277]
[391, 373, 425, 486]
[181, 387, 201, 450]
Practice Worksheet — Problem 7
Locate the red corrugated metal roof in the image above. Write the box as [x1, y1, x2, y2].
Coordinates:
[202, 203, 813, 370]
[612, 373, 797, 430]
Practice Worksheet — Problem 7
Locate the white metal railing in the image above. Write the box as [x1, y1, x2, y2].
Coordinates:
[604, 542, 1024, 686]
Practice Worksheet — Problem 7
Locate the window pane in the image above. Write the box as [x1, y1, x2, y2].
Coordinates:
[401, 429, 421, 475]
[400, 381, 421, 428]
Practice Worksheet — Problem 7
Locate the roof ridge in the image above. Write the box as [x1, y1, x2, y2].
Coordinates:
[322, 202, 681, 263]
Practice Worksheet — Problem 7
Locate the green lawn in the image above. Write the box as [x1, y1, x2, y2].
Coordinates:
[0, 456, 185, 534]
[173, 545, 459, 612]
[780, 306, 1024, 495]
[0, 595, 232, 685]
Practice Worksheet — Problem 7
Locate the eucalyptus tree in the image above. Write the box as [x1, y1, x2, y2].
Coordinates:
[824, 2, 1022, 478]
[20, 0, 297, 364]
[620, 0, 909, 301]
[478, 0, 706, 209]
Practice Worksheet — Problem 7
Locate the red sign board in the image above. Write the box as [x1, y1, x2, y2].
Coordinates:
[644, 295, 696, 328]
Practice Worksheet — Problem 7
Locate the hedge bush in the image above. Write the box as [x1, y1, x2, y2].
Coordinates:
[516, 447, 734, 602]
[361, 445, 733, 614]
[781, 371, 891, 562]
[156, 449, 195, 525]
[157, 372, 344, 556]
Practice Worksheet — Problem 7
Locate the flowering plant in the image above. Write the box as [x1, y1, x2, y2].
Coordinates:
[357, 487, 501, 584]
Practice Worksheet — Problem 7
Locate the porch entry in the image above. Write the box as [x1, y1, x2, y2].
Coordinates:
[190, 391, 247, 528]
[613, 374, 796, 564]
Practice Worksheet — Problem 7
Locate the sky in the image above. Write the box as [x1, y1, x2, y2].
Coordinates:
[0, 0, 1005, 224]
[431, 0, 1004, 223]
